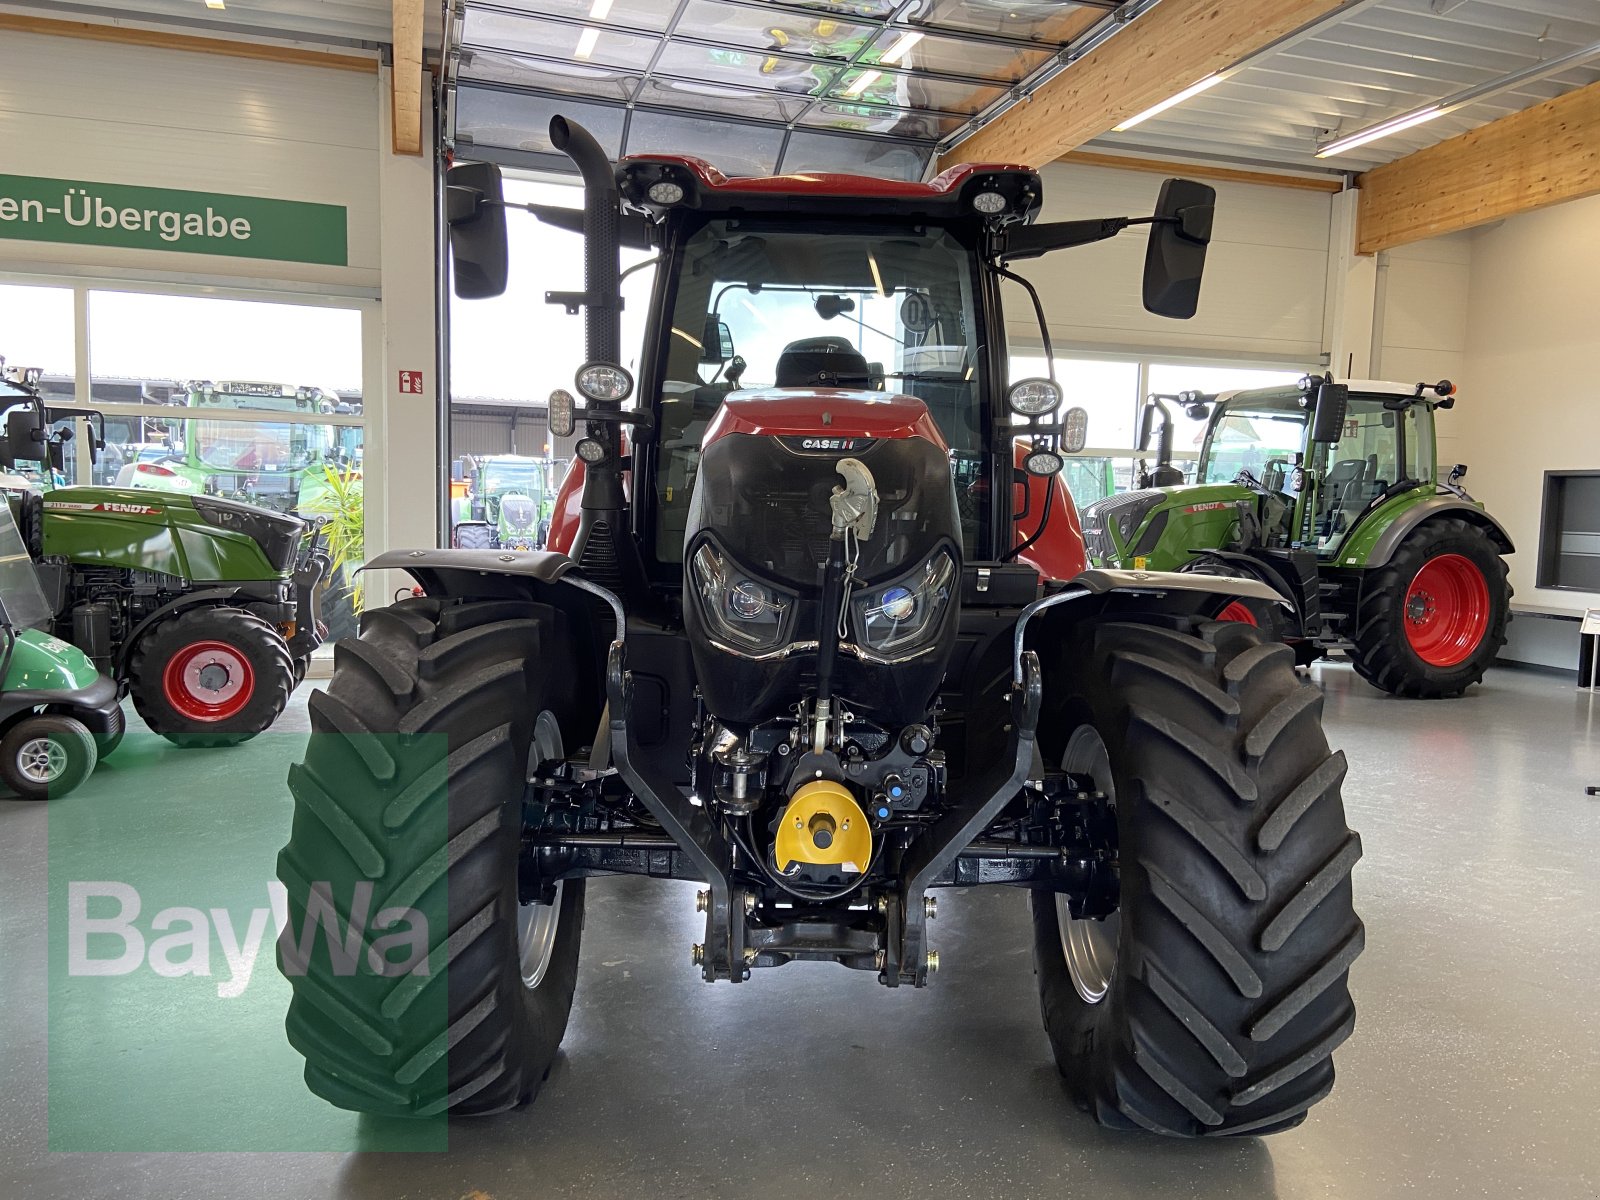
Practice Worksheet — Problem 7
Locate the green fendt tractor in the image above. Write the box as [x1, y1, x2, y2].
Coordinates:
[1081, 376, 1512, 697]
[0, 381, 330, 743]
[450, 454, 551, 551]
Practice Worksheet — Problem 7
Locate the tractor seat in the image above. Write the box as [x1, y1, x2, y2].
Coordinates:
[774, 337, 871, 389]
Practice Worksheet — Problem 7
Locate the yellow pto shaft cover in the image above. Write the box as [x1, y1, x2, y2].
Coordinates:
[774, 779, 872, 874]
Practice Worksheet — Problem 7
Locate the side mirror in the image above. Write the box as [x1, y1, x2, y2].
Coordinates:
[6, 405, 44, 461]
[1061, 406, 1088, 455]
[701, 317, 735, 365]
[1310, 382, 1351, 444]
[1143, 178, 1216, 319]
[446, 162, 510, 300]
[48, 438, 66, 475]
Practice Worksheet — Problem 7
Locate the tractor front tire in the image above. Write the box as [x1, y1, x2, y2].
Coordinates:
[1348, 517, 1509, 698]
[454, 522, 494, 551]
[277, 596, 587, 1117]
[0, 714, 98, 800]
[1033, 618, 1363, 1136]
[128, 606, 295, 746]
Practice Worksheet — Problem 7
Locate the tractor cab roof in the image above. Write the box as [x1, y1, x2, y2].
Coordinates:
[617, 154, 1043, 226]
[1213, 379, 1458, 412]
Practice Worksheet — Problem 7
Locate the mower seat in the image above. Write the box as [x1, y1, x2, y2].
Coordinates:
[775, 337, 872, 389]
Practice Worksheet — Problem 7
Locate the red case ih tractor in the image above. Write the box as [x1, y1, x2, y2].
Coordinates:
[278, 118, 1362, 1137]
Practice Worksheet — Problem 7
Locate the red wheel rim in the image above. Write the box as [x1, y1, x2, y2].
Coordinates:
[1404, 553, 1489, 668]
[1218, 600, 1258, 626]
[162, 640, 255, 722]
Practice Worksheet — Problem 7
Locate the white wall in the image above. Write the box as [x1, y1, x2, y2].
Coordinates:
[1457, 192, 1600, 628]
[0, 31, 440, 552]
[0, 31, 381, 292]
[1009, 161, 1334, 363]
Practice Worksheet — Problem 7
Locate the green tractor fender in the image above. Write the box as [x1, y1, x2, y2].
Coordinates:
[114, 586, 265, 675]
[1336, 491, 1514, 569]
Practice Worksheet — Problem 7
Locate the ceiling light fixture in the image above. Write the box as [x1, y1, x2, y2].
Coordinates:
[574, 26, 599, 60]
[1315, 36, 1600, 157]
[589, 0, 613, 18]
[1315, 106, 1443, 157]
[879, 30, 924, 66]
[204, 0, 225, 8]
[1112, 73, 1224, 132]
[842, 69, 881, 97]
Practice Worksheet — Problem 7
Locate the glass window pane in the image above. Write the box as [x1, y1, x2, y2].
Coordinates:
[1146, 362, 1305, 396]
[641, 77, 809, 124]
[462, 9, 660, 71]
[830, 69, 1002, 115]
[797, 101, 963, 140]
[676, 1, 878, 56]
[457, 86, 627, 158]
[625, 110, 781, 177]
[459, 51, 637, 103]
[1011, 355, 1139, 448]
[88, 292, 362, 413]
[873, 31, 1051, 81]
[654, 41, 833, 93]
[0, 282, 75, 386]
[914, 0, 1104, 42]
[472, 0, 674, 31]
[778, 131, 929, 179]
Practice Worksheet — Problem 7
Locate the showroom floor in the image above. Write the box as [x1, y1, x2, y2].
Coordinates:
[3, 660, 1598, 1199]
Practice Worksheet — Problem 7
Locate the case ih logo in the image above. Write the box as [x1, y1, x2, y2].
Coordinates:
[785, 436, 868, 453]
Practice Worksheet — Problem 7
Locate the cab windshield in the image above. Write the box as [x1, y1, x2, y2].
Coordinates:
[1200, 396, 1307, 486]
[195, 420, 321, 472]
[654, 219, 983, 561]
[483, 461, 542, 496]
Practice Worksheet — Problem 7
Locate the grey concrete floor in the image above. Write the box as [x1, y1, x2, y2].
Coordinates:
[3, 660, 1600, 1198]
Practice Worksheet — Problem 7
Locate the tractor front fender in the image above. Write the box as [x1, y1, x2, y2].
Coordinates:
[117, 586, 260, 677]
[1011, 568, 1285, 686]
[362, 547, 626, 635]
[1354, 496, 1514, 567]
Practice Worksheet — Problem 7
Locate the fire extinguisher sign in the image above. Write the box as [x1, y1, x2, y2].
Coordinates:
[398, 369, 424, 394]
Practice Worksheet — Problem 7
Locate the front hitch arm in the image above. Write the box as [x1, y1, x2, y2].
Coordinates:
[890, 649, 1044, 987]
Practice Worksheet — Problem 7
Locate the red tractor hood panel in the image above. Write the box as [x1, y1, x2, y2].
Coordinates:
[704, 389, 949, 450]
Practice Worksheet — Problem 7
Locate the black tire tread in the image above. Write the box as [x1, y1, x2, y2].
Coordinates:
[277, 596, 585, 1117]
[128, 605, 294, 745]
[1347, 516, 1511, 698]
[1033, 617, 1363, 1137]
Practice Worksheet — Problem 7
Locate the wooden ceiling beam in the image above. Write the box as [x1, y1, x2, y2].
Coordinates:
[1061, 149, 1345, 193]
[939, 0, 1347, 170]
[0, 13, 376, 72]
[1355, 78, 1600, 254]
[391, 0, 425, 156]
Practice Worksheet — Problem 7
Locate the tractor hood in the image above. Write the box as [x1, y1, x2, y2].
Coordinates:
[704, 389, 949, 451]
[1083, 482, 1255, 571]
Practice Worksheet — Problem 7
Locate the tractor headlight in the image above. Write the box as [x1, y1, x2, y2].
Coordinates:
[575, 362, 633, 403]
[1008, 377, 1062, 416]
[690, 541, 795, 654]
[850, 550, 956, 658]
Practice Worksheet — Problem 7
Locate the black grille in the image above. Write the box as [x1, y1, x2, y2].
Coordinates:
[1081, 488, 1163, 565]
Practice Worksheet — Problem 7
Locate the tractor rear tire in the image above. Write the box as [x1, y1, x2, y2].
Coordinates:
[0, 714, 98, 800]
[1032, 617, 1362, 1136]
[277, 596, 587, 1117]
[128, 606, 294, 746]
[1348, 517, 1509, 698]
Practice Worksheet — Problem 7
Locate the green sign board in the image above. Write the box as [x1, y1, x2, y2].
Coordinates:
[0, 174, 348, 266]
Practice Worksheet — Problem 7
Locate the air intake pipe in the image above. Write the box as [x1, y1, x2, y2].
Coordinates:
[548, 115, 644, 596]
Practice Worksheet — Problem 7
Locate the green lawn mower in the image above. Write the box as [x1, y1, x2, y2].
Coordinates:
[0, 376, 122, 798]
[0, 380, 330, 744]
[1081, 376, 1512, 697]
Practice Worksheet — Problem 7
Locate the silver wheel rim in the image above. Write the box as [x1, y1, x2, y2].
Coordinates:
[518, 880, 564, 989]
[17, 737, 67, 784]
[1056, 725, 1120, 1005]
[517, 711, 567, 990]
